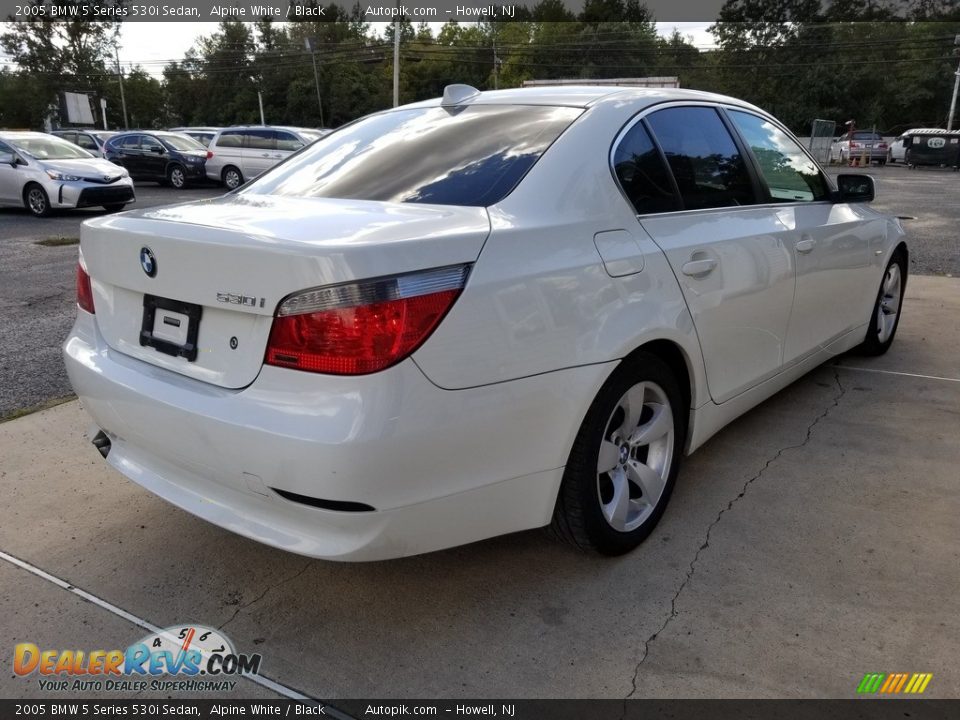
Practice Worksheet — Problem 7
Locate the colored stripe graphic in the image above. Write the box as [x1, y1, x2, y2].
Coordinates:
[857, 672, 932, 694]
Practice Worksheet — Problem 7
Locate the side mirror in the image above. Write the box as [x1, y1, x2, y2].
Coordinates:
[0, 151, 15, 166]
[836, 174, 875, 203]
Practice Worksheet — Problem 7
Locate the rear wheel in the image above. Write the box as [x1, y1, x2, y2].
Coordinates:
[222, 166, 243, 190]
[24, 184, 52, 217]
[856, 251, 907, 356]
[549, 353, 685, 555]
[167, 164, 187, 189]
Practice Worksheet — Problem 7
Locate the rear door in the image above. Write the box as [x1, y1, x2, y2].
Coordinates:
[635, 105, 797, 404]
[74, 132, 100, 155]
[726, 109, 876, 363]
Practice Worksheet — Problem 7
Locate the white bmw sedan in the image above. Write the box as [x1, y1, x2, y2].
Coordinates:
[64, 86, 907, 560]
[0, 131, 135, 217]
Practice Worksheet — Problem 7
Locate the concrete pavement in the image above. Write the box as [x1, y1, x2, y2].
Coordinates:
[1, 276, 957, 700]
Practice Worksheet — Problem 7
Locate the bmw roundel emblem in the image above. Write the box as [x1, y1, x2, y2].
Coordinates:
[140, 247, 156, 277]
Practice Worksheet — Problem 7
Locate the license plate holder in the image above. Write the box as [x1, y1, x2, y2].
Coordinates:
[139, 295, 202, 362]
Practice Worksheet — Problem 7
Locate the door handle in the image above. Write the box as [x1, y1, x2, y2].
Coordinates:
[795, 237, 816, 254]
[681, 258, 717, 277]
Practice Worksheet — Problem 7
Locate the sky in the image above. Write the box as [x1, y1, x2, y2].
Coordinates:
[115, 20, 717, 77]
[0, 21, 717, 75]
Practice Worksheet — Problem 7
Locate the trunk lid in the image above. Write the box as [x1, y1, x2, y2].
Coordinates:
[81, 194, 490, 388]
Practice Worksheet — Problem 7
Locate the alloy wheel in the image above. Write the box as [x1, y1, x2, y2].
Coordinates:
[876, 263, 902, 343]
[170, 167, 185, 189]
[27, 188, 47, 215]
[596, 381, 675, 532]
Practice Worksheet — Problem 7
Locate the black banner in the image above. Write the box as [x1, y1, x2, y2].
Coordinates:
[1, 699, 959, 720]
[0, 0, 941, 23]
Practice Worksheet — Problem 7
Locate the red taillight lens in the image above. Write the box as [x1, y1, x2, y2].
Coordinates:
[850, 142, 861, 149]
[265, 265, 469, 375]
[878, 143, 888, 149]
[206, 150, 213, 159]
[77, 261, 95, 314]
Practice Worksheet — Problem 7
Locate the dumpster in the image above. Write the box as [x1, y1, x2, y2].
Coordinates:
[904, 129, 960, 169]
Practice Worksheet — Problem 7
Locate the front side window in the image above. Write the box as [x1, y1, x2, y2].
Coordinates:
[646, 107, 755, 211]
[141, 136, 164, 152]
[274, 131, 303, 152]
[243, 104, 582, 207]
[76, 134, 98, 151]
[729, 111, 830, 203]
[612, 121, 679, 215]
[161, 134, 205, 152]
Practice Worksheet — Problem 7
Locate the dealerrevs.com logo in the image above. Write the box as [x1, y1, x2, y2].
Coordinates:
[14, 624, 262, 693]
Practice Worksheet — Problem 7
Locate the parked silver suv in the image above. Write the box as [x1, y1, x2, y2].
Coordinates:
[205, 126, 328, 189]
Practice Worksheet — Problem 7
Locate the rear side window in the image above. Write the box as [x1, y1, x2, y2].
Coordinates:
[245, 130, 274, 150]
[216, 131, 243, 148]
[243, 105, 582, 207]
[118, 135, 141, 149]
[612, 121, 679, 214]
[646, 107, 755, 211]
[728, 111, 830, 203]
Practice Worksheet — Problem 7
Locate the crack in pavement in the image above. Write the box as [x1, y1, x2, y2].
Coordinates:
[219, 559, 313, 631]
[622, 368, 847, 706]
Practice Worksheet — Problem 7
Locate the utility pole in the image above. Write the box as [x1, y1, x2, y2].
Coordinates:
[392, 0, 400, 107]
[492, 25, 499, 90]
[114, 45, 128, 129]
[948, 35, 960, 131]
[305, 38, 324, 127]
[257, 89, 265, 125]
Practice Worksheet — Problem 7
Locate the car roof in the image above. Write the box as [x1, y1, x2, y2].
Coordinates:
[171, 126, 221, 131]
[400, 85, 765, 114]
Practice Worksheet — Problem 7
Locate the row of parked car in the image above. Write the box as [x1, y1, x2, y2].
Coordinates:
[0, 124, 329, 217]
[829, 127, 960, 166]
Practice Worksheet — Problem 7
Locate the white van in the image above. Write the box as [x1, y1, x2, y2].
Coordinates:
[205, 126, 328, 189]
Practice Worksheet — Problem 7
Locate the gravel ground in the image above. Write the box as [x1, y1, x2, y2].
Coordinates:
[0, 166, 957, 419]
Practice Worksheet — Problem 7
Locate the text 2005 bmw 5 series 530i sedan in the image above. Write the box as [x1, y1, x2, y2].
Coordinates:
[63, 85, 907, 561]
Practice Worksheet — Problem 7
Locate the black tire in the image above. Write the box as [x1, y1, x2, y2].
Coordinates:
[102, 204, 126, 213]
[222, 166, 243, 190]
[24, 183, 52, 217]
[167, 164, 187, 189]
[878, 159, 886, 166]
[839, 151, 846, 166]
[855, 250, 907, 357]
[549, 352, 686, 555]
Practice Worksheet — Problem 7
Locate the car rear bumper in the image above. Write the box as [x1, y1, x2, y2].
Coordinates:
[63, 311, 610, 560]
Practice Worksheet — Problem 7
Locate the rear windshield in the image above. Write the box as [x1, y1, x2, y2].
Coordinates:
[852, 132, 882, 140]
[242, 105, 582, 207]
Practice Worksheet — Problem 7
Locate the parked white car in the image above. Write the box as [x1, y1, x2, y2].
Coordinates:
[0, 131, 135, 217]
[205, 125, 328, 189]
[64, 86, 907, 560]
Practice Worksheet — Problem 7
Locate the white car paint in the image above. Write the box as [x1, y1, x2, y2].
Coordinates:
[63, 86, 906, 560]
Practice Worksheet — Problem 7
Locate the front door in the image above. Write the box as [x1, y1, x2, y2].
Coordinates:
[639, 105, 797, 404]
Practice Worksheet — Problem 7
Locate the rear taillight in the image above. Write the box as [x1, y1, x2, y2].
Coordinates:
[206, 150, 213, 159]
[878, 143, 888, 149]
[265, 265, 470, 375]
[850, 142, 861, 149]
[76, 260, 95, 314]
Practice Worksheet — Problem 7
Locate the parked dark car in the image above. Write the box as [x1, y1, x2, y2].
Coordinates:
[104, 131, 209, 188]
